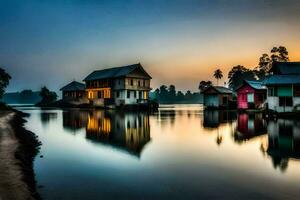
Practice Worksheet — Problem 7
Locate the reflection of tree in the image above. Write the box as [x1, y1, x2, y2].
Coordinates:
[216, 131, 223, 146]
[158, 110, 176, 128]
[40, 112, 57, 125]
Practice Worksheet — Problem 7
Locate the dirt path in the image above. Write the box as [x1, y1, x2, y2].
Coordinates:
[0, 112, 34, 200]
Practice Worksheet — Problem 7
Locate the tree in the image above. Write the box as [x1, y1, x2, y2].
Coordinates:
[185, 90, 193, 100]
[39, 86, 57, 104]
[198, 80, 212, 92]
[168, 85, 176, 101]
[258, 53, 271, 74]
[0, 68, 11, 99]
[176, 91, 184, 101]
[159, 85, 168, 102]
[213, 69, 223, 86]
[258, 46, 289, 75]
[271, 46, 289, 62]
[228, 65, 256, 90]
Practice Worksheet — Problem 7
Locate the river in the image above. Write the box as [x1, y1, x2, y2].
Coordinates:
[18, 105, 300, 199]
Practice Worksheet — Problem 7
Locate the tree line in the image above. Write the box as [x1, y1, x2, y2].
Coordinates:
[199, 46, 289, 91]
[150, 85, 202, 104]
[0, 67, 57, 105]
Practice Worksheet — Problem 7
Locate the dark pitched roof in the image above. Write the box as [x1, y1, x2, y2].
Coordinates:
[236, 80, 266, 91]
[83, 63, 152, 81]
[203, 86, 233, 94]
[271, 62, 300, 75]
[60, 81, 85, 91]
[264, 75, 300, 85]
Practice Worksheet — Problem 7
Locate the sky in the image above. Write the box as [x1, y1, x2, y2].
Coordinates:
[1, 0, 300, 93]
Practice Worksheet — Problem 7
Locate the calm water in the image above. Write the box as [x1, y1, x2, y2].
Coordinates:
[18, 105, 300, 200]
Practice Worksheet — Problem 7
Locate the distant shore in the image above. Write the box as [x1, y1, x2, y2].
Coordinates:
[0, 109, 41, 200]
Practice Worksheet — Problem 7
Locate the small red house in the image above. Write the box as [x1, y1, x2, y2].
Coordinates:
[236, 80, 267, 109]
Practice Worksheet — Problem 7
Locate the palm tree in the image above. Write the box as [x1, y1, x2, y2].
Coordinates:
[213, 69, 223, 86]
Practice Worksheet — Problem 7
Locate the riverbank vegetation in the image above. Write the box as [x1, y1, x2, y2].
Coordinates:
[199, 46, 290, 90]
[150, 85, 202, 104]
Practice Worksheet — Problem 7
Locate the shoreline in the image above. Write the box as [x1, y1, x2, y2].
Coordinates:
[0, 110, 41, 200]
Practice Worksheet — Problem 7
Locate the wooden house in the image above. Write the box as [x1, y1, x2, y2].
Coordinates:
[265, 62, 300, 113]
[60, 81, 88, 105]
[202, 86, 234, 109]
[83, 63, 152, 107]
[236, 80, 267, 110]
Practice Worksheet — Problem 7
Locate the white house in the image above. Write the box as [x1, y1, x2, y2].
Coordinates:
[265, 62, 300, 113]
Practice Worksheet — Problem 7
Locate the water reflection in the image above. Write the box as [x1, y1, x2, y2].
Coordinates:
[202, 110, 236, 146]
[63, 110, 88, 132]
[267, 119, 300, 172]
[62, 109, 151, 157]
[234, 113, 267, 142]
[203, 110, 236, 128]
[40, 111, 58, 125]
[17, 106, 300, 199]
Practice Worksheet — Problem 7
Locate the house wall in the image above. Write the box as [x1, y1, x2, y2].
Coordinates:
[267, 85, 300, 112]
[124, 77, 151, 91]
[237, 85, 266, 109]
[267, 96, 300, 112]
[114, 90, 149, 105]
[62, 91, 89, 105]
[204, 94, 219, 107]
[218, 94, 233, 106]
[237, 85, 255, 109]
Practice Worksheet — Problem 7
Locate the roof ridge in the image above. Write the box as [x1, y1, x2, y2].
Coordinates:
[92, 63, 140, 73]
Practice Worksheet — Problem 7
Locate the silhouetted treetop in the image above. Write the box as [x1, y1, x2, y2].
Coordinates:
[0, 67, 11, 98]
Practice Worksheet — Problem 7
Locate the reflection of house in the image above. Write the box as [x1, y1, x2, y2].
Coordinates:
[83, 63, 152, 107]
[60, 81, 89, 105]
[62, 110, 88, 131]
[203, 110, 236, 128]
[234, 113, 267, 141]
[86, 111, 151, 157]
[265, 62, 300, 113]
[267, 119, 300, 171]
[202, 86, 234, 109]
[236, 80, 267, 109]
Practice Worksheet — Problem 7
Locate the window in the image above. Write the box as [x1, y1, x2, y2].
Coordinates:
[139, 91, 142, 99]
[279, 97, 293, 107]
[134, 91, 136, 98]
[116, 91, 120, 98]
[138, 80, 140, 86]
[127, 91, 130, 98]
[247, 93, 254, 103]
[98, 91, 103, 98]
[130, 79, 133, 86]
[268, 87, 278, 97]
[268, 88, 274, 96]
